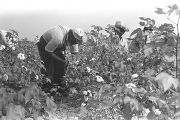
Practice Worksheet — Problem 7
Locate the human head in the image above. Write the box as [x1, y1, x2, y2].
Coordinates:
[114, 21, 129, 39]
[72, 28, 85, 44]
[68, 28, 87, 54]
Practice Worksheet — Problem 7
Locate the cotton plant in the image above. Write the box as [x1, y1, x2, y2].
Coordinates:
[82, 90, 88, 95]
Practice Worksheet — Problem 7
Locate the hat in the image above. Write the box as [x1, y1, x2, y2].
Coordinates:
[114, 21, 129, 32]
[73, 28, 85, 41]
[115, 21, 124, 28]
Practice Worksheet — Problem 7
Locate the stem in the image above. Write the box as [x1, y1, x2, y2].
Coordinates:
[175, 14, 180, 78]
[167, 17, 177, 25]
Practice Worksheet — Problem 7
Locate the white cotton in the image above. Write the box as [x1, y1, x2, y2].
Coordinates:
[154, 109, 161, 115]
[35, 75, 39, 80]
[86, 67, 91, 73]
[3, 74, 8, 81]
[87, 90, 91, 93]
[11, 46, 16, 50]
[17, 53, 26, 60]
[0, 44, 5, 50]
[131, 74, 139, 79]
[127, 57, 132, 61]
[83, 91, 88, 95]
[74, 61, 79, 64]
[96, 75, 104, 82]
[81, 103, 86, 106]
[90, 58, 96, 61]
[125, 83, 136, 88]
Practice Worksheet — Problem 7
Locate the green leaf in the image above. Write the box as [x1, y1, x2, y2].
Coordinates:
[173, 110, 180, 118]
[130, 28, 142, 37]
[130, 98, 139, 111]
[175, 98, 180, 108]
[133, 87, 147, 93]
[164, 54, 176, 62]
[139, 22, 146, 26]
[157, 23, 175, 33]
[148, 96, 159, 105]
[168, 4, 179, 10]
[6, 104, 25, 120]
[124, 96, 131, 104]
[101, 99, 114, 109]
[115, 85, 124, 94]
[176, 10, 180, 15]
[78, 106, 88, 118]
[144, 69, 155, 77]
[46, 97, 57, 112]
[25, 90, 33, 104]
[147, 111, 158, 120]
[139, 17, 151, 21]
[155, 72, 179, 92]
[166, 95, 180, 104]
[144, 45, 153, 57]
[113, 96, 123, 104]
[167, 4, 179, 16]
[155, 8, 165, 14]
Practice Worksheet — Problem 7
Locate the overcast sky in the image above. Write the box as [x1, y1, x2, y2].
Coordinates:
[0, 0, 180, 40]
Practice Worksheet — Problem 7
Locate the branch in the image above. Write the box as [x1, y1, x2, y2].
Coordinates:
[175, 14, 180, 78]
[177, 14, 180, 26]
[167, 17, 177, 25]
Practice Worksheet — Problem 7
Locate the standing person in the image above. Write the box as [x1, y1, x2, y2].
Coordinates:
[36, 25, 86, 96]
[113, 21, 129, 40]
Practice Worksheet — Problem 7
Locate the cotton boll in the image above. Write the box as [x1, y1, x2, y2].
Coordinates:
[154, 109, 161, 115]
[81, 103, 86, 106]
[12, 46, 16, 50]
[90, 58, 96, 61]
[87, 90, 91, 93]
[125, 83, 136, 88]
[86, 67, 91, 73]
[17, 53, 26, 60]
[0, 45, 5, 50]
[127, 57, 132, 61]
[96, 75, 104, 82]
[83, 91, 88, 95]
[3, 74, 8, 81]
[131, 74, 139, 79]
